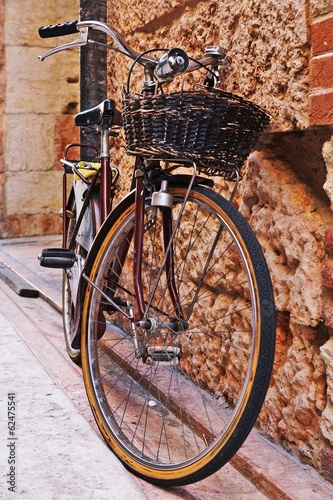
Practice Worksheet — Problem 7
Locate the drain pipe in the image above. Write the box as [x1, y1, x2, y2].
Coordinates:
[80, 0, 107, 159]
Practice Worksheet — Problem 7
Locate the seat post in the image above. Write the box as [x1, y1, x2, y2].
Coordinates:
[100, 121, 111, 222]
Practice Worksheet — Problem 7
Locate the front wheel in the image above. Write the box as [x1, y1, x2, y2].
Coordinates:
[81, 185, 275, 486]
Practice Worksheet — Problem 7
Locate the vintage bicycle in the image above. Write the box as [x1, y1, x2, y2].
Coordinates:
[38, 20, 275, 487]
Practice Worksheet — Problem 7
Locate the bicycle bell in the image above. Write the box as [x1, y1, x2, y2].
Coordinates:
[155, 48, 189, 79]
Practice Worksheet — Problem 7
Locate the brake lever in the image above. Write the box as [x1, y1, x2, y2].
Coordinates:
[38, 27, 88, 62]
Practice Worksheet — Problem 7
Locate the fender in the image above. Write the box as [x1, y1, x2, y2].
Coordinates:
[70, 173, 214, 349]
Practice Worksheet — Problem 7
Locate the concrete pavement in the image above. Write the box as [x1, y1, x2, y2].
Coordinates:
[0, 289, 146, 500]
[1, 235, 333, 499]
[0, 235, 147, 500]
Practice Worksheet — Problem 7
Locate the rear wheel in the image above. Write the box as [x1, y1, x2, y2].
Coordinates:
[81, 184, 275, 486]
[62, 192, 84, 365]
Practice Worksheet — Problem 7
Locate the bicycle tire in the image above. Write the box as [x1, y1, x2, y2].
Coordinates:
[80, 184, 275, 486]
[63, 189, 84, 365]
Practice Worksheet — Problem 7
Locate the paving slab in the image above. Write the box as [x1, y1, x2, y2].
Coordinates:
[0, 282, 147, 499]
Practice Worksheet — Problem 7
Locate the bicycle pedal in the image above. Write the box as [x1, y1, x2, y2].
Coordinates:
[38, 248, 77, 269]
[144, 344, 181, 366]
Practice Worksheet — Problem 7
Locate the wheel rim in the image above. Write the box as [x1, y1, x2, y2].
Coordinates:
[82, 188, 265, 479]
[63, 251, 84, 359]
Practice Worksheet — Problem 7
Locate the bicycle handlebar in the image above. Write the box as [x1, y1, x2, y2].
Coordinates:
[38, 20, 157, 67]
[38, 19, 228, 77]
[38, 20, 79, 38]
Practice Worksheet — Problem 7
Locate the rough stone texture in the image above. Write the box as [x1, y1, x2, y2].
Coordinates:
[239, 151, 330, 326]
[311, 0, 333, 18]
[108, 0, 310, 131]
[324, 227, 333, 255]
[236, 151, 332, 470]
[322, 261, 333, 289]
[320, 446, 333, 484]
[323, 136, 333, 210]
[321, 338, 333, 443]
[235, 150, 333, 479]
[106, 0, 333, 483]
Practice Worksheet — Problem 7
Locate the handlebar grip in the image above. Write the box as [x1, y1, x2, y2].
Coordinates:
[38, 21, 79, 39]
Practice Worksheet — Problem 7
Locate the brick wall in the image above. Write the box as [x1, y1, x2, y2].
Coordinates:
[310, 14, 333, 125]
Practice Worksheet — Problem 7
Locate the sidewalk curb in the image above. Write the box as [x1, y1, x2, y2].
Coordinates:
[0, 263, 39, 298]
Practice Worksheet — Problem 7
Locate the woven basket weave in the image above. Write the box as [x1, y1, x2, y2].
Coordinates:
[122, 87, 269, 176]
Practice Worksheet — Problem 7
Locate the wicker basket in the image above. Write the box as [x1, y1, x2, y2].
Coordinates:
[122, 87, 270, 177]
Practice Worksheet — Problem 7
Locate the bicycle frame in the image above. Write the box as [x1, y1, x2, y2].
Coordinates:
[47, 103, 237, 352]
[38, 18, 231, 347]
[68, 147, 220, 352]
[69, 155, 189, 318]
[61, 148, 100, 250]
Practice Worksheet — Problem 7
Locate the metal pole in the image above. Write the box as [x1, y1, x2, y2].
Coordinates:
[80, 0, 107, 159]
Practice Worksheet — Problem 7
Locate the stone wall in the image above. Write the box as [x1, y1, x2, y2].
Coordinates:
[106, 0, 333, 483]
[0, 0, 79, 237]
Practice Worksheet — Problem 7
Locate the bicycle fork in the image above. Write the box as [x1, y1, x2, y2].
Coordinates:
[84, 163, 197, 364]
[133, 169, 190, 320]
[129, 164, 208, 367]
[128, 170, 185, 364]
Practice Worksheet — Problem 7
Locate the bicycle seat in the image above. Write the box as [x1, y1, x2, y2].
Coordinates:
[75, 99, 121, 127]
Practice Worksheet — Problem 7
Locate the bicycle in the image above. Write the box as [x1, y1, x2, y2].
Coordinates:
[38, 20, 276, 487]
